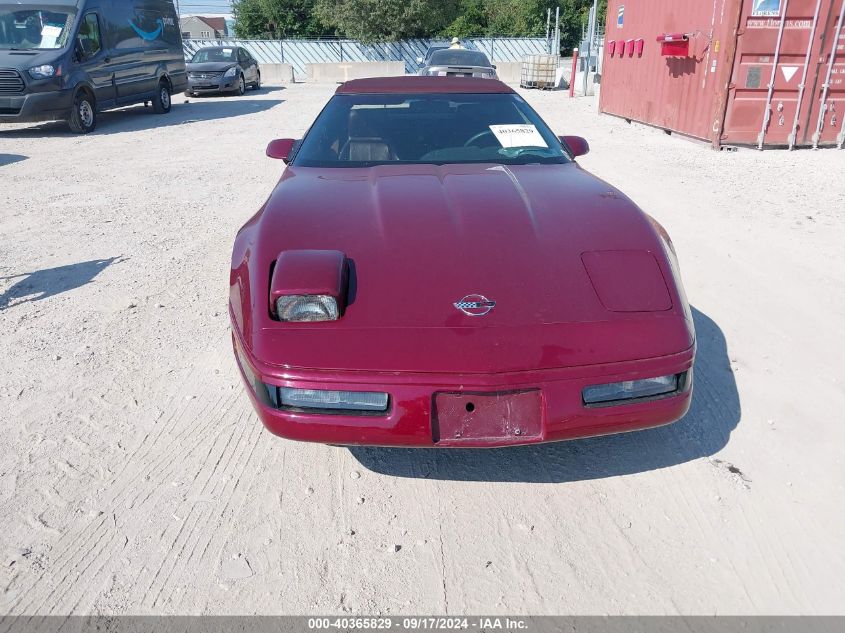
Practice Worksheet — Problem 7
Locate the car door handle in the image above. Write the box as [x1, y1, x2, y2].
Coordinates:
[104, 57, 111, 63]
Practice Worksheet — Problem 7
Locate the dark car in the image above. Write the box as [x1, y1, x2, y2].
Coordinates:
[185, 46, 260, 97]
[0, 0, 187, 133]
[230, 77, 695, 448]
[415, 43, 448, 67]
[418, 48, 498, 79]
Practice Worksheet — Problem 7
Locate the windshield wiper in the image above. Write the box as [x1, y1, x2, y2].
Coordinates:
[498, 147, 556, 158]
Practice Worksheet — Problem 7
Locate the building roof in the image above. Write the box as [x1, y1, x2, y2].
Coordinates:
[183, 16, 227, 33]
[336, 77, 514, 95]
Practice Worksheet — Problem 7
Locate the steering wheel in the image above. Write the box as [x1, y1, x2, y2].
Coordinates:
[463, 129, 497, 148]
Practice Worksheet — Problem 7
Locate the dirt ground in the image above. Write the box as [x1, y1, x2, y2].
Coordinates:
[1, 82, 844, 616]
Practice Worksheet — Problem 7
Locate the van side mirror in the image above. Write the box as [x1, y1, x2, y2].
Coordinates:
[559, 135, 590, 157]
[266, 138, 297, 163]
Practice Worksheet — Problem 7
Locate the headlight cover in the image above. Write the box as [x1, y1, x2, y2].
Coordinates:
[275, 295, 339, 322]
[29, 64, 57, 79]
[224, 66, 238, 77]
[583, 374, 680, 406]
[280, 388, 389, 412]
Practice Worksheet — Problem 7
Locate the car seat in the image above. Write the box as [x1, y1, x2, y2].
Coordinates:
[340, 109, 396, 162]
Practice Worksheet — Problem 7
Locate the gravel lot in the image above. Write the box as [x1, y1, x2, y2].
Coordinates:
[1, 82, 844, 615]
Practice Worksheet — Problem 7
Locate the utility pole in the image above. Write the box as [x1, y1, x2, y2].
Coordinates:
[554, 7, 560, 56]
[582, 0, 599, 97]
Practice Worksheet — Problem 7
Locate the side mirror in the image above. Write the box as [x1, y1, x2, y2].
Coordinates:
[416, 56, 424, 64]
[266, 138, 296, 163]
[559, 135, 590, 158]
[492, 64, 497, 70]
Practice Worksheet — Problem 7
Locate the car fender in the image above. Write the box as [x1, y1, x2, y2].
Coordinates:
[153, 64, 172, 90]
[66, 79, 97, 106]
[644, 213, 694, 333]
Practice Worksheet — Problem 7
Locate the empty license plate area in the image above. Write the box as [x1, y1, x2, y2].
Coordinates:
[433, 390, 543, 445]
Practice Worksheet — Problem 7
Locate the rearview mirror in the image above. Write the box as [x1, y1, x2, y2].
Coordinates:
[559, 135, 590, 158]
[266, 138, 297, 163]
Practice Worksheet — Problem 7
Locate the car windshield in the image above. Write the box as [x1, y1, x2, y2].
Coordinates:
[428, 50, 491, 68]
[0, 7, 75, 50]
[293, 92, 570, 168]
[191, 48, 237, 63]
[424, 46, 448, 60]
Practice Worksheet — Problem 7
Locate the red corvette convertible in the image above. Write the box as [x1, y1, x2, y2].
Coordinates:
[230, 77, 695, 448]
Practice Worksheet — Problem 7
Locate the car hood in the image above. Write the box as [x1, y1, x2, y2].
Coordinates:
[186, 61, 237, 72]
[0, 48, 64, 68]
[233, 162, 693, 373]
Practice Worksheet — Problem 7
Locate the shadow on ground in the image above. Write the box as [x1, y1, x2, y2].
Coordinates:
[349, 306, 740, 482]
[0, 91, 284, 137]
[0, 257, 123, 310]
[0, 154, 27, 167]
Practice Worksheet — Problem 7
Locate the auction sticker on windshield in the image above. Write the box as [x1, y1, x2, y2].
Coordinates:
[489, 124, 547, 148]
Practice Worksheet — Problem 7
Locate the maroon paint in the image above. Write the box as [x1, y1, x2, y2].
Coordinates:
[269, 250, 348, 316]
[230, 77, 696, 447]
[337, 76, 513, 95]
[559, 135, 590, 156]
[266, 138, 296, 162]
[433, 390, 544, 445]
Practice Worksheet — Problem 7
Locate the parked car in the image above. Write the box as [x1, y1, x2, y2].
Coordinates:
[230, 76, 696, 448]
[415, 43, 448, 67]
[185, 46, 260, 97]
[418, 49, 498, 79]
[0, 0, 187, 133]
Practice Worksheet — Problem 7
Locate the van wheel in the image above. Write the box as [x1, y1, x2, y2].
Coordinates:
[68, 90, 96, 134]
[152, 80, 171, 114]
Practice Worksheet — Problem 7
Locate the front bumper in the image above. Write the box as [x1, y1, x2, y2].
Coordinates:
[187, 76, 238, 94]
[232, 324, 695, 448]
[0, 89, 73, 122]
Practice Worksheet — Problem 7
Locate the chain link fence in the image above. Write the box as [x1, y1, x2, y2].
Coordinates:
[182, 37, 551, 80]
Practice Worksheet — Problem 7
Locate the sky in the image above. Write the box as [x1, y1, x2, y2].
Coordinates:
[176, 0, 234, 15]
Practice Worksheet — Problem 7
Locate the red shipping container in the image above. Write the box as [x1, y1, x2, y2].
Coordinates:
[599, 0, 845, 149]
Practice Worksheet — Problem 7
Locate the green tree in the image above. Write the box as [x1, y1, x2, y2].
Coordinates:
[232, 0, 608, 48]
[443, 0, 594, 44]
[233, 0, 331, 38]
[443, 0, 486, 37]
[233, 0, 268, 37]
[314, 0, 460, 43]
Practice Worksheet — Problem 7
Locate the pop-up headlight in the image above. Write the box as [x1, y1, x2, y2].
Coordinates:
[270, 250, 349, 323]
[275, 295, 339, 322]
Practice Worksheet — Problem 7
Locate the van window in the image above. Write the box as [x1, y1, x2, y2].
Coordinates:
[77, 14, 102, 57]
[0, 8, 75, 50]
